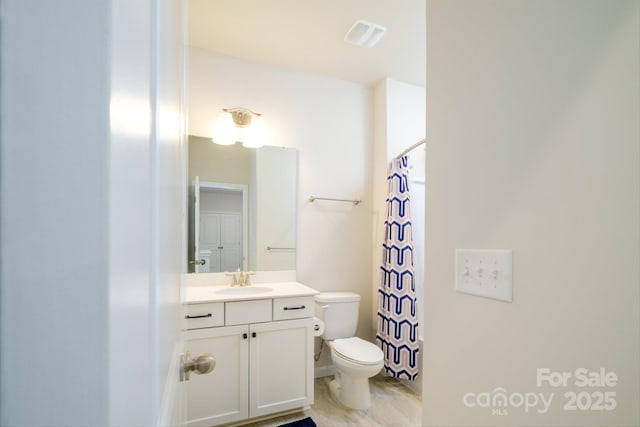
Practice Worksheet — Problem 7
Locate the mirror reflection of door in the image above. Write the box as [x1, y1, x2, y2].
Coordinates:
[189, 176, 201, 273]
[189, 179, 248, 273]
[200, 211, 241, 272]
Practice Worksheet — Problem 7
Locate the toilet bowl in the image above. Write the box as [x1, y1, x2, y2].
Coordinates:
[327, 337, 384, 410]
[314, 292, 384, 410]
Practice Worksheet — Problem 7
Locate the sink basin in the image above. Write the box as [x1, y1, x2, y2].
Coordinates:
[214, 286, 273, 295]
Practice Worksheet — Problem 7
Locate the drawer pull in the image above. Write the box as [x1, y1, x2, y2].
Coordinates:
[185, 313, 213, 319]
[283, 305, 306, 311]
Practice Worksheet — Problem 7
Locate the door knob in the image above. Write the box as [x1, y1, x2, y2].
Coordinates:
[180, 351, 216, 382]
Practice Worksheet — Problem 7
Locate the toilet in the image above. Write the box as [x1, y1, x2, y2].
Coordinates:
[315, 292, 384, 410]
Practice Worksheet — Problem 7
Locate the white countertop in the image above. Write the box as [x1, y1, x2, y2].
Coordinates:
[183, 281, 320, 304]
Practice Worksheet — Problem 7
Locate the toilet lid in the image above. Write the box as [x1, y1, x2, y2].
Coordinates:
[332, 337, 383, 365]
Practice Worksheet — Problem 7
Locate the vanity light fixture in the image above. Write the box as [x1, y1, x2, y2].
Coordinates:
[211, 107, 266, 148]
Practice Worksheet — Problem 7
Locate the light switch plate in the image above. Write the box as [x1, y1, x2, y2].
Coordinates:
[455, 249, 513, 302]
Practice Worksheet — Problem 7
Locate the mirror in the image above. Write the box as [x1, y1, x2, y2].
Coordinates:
[188, 135, 297, 273]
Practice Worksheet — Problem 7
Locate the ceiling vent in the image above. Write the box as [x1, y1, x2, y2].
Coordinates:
[344, 20, 387, 48]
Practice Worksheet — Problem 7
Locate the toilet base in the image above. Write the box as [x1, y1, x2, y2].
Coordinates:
[329, 370, 372, 410]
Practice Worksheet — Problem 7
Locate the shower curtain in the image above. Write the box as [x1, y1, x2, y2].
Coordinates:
[376, 155, 420, 380]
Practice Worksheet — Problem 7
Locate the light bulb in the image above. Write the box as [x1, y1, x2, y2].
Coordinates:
[211, 112, 236, 145]
[242, 116, 266, 148]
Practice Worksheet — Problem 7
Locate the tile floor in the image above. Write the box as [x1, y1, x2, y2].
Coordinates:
[242, 374, 422, 427]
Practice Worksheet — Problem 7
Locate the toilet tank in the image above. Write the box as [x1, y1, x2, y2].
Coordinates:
[314, 292, 360, 340]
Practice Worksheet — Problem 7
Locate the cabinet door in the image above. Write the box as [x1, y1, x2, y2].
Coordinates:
[185, 325, 249, 427]
[249, 318, 314, 418]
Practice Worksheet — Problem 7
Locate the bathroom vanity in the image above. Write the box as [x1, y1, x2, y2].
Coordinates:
[183, 281, 318, 427]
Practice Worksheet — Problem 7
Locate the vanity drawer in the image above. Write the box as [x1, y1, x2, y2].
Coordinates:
[226, 299, 272, 325]
[184, 302, 224, 329]
[273, 296, 314, 320]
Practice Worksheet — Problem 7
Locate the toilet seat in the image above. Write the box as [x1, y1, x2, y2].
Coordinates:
[331, 337, 383, 365]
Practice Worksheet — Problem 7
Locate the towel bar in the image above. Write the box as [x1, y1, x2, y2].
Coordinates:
[309, 196, 361, 205]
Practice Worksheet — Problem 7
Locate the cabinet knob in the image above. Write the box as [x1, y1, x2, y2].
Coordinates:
[243, 333, 248, 339]
[180, 352, 216, 382]
[252, 332, 257, 338]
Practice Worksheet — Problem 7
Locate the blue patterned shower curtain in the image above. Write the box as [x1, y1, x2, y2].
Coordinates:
[376, 155, 420, 380]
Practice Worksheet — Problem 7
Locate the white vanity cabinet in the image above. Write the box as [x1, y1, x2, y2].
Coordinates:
[184, 296, 314, 427]
[185, 325, 249, 427]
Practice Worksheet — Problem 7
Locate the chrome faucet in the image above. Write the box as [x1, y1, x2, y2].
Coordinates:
[225, 268, 255, 286]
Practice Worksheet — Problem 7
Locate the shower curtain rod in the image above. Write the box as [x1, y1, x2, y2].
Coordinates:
[394, 138, 427, 159]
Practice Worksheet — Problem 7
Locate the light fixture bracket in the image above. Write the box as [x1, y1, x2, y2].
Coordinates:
[223, 108, 261, 128]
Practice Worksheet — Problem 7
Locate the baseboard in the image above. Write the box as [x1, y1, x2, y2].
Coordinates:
[314, 365, 335, 378]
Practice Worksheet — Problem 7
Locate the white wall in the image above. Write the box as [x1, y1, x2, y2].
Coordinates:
[425, 1, 640, 426]
[384, 79, 427, 160]
[189, 49, 374, 363]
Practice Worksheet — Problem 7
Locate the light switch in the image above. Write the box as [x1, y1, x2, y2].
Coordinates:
[455, 249, 513, 302]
